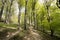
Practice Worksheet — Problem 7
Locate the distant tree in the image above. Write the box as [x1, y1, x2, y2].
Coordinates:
[5, 4, 9, 24]
[24, 0, 28, 30]
[17, 0, 25, 30]
[32, 0, 37, 29]
[43, 0, 54, 36]
[8, 0, 14, 24]
[17, 0, 22, 30]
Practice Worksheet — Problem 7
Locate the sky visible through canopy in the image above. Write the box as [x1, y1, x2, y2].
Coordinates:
[15, 0, 44, 15]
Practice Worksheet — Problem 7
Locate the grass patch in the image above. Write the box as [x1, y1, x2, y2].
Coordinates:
[0, 22, 18, 28]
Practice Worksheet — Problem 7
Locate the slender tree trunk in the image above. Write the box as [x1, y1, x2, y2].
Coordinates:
[8, 0, 14, 24]
[18, 6, 21, 30]
[44, 0, 54, 36]
[32, 0, 36, 29]
[24, 0, 28, 30]
[31, 11, 33, 25]
[0, 5, 4, 21]
[47, 6, 54, 36]
[5, 5, 9, 24]
[29, 14, 30, 26]
[0, 0, 6, 21]
[50, 28, 54, 36]
[36, 14, 38, 29]
[33, 13, 37, 29]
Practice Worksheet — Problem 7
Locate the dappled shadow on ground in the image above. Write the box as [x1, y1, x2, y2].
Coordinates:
[38, 31, 60, 40]
[0, 27, 60, 40]
[9, 35, 23, 40]
[23, 26, 60, 40]
[0, 27, 18, 40]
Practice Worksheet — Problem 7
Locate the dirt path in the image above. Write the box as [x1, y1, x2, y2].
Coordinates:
[0, 27, 60, 40]
[24, 26, 60, 40]
[24, 26, 42, 40]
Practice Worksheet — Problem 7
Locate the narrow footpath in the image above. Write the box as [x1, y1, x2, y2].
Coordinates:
[24, 26, 60, 40]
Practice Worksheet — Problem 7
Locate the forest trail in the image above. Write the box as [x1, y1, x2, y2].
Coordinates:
[0, 27, 60, 40]
[24, 26, 60, 40]
[0, 27, 20, 40]
[24, 26, 42, 40]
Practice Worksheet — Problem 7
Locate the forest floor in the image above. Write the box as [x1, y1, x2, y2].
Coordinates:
[0, 26, 60, 40]
[24, 26, 42, 40]
[23, 26, 60, 40]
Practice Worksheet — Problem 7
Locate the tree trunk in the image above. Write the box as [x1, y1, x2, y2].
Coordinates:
[50, 26, 54, 36]
[36, 14, 38, 29]
[31, 11, 33, 25]
[8, 0, 14, 24]
[32, 0, 36, 29]
[18, 6, 21, 30]
[5, 5, 9, 24]
[47, 6, 54, 36]
[29, 14, 30, 26]
[24, 0, 28, 30]
[0, 0, 6, 21]
[33, 13, 37, 29]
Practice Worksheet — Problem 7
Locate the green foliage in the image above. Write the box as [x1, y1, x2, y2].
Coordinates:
[17, 0, 25, 7]
[0, 22, 17, 28]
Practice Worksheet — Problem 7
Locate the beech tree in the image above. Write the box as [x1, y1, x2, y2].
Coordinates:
[43, 0, 54, 36]
[0, 0, 6, 21]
